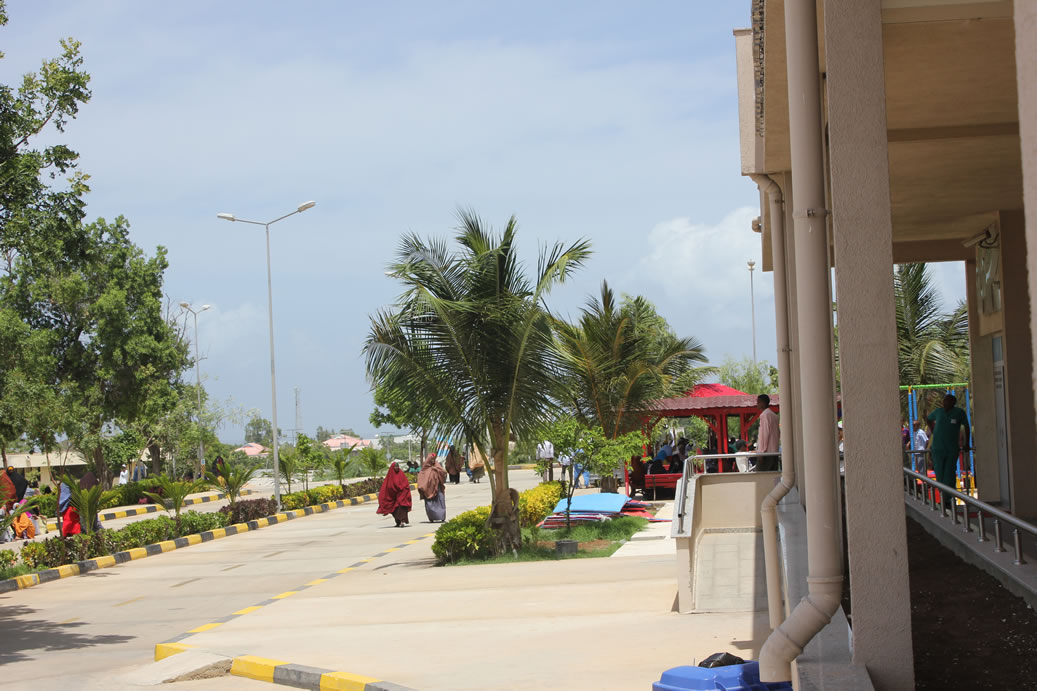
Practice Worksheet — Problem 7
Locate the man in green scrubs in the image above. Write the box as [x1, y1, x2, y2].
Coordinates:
[926, 394, 970, 505]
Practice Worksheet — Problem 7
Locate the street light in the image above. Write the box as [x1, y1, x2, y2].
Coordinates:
[180, 302, 211, 478]
[747, 259, 757, 365]
[217, 201, 316, 510]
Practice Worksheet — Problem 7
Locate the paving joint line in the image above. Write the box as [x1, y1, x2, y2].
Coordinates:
[155, 532, 437, 660]
[1, 486, 417, 595]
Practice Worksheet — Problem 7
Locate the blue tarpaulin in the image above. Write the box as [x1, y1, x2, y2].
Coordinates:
[552, 493, 630, 515]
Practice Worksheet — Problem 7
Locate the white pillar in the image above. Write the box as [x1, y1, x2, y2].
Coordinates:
[823, 0, 914, 688]
[1018, 0, 1037, 486]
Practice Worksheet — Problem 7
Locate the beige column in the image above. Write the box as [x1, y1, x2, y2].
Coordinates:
[1000, 211, 1037, 518]
[823, 0, 913, 688]
[1017, 0, 1037, 514]
[966, 259, 1000, 503]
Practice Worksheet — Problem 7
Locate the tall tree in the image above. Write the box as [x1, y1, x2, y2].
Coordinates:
[894, 263, 970, 387]
[717, 355, 778, 395]
[244, 416, 278, 447]
[554, 282, 713, 438]
[365, 210, 590, 551]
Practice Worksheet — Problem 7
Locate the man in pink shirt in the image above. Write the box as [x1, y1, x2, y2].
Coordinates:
[756, 394, 780, 471]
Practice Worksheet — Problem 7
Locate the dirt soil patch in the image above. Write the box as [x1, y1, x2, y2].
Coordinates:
[908, 516, 1037, 689]
[536, 539, 613, 552]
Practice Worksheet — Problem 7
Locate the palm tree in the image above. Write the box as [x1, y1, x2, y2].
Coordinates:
[331, 444, 356, 491]
[277, 449, 298, 495]
[354, 446, 387, 479]
[58, 475, 121, 536]
[365, 210, 590, 552]
[554, 282, 713, 438]
[894, 263, 971, 415]
[142, 475, 203, 520]
[205, 462, 260, 507]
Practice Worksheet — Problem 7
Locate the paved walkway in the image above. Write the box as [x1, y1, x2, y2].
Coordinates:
[0, 470, 540, 689]
[2, 475, 768, 690]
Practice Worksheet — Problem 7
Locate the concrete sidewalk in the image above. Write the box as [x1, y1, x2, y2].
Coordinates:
[175, 532, 767, 690]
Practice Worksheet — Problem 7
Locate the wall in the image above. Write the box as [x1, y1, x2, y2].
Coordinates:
[966, 258, 1002, 503]
[1000, 210, 1037, 518]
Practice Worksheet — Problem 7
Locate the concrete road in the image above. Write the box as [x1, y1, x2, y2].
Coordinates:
[0, 470, 540, 690]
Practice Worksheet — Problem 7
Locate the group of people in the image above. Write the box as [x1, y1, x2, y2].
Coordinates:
[377, 451, 454, 527]
[1, 466, 42, 542]
[902, 393, 971, 494]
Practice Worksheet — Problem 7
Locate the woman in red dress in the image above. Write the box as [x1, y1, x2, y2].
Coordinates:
[377, 462, 413, 527]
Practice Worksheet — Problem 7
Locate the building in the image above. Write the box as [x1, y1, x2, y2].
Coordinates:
[321, 435, 371, 452]
[233, 442, 268, 458]
[727, 1, 1036, 688]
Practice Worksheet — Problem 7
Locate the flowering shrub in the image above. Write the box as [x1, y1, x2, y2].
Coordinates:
[220, 498, 277, 524]
[431, 506, 494, 565]
[518, 482, 564, 528]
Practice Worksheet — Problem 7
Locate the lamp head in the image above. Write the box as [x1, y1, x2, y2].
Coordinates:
[201, 305, 211, 312]
[747, 260, 756, 271]
[179, 301, 190, 309]
[297, 201, 316, 213]
[217, 213, 236, 222]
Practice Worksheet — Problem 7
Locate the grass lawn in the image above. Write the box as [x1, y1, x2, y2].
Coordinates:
[448, 516, 648, 566]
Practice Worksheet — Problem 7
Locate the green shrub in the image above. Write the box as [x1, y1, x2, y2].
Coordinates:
[19, 542, 46, 569]
[431, 506, 494, 565]
[33, 493, 57, 518]
[0, 549, 16, 570]
[118, 480, 163, 506]
[111, 516, 177, 551]
[518, 482, 564, 528]
[219, 498, 277, 524]
[176, 510, 229, 535]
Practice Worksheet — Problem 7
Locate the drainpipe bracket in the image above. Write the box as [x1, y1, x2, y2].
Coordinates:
[793, 208, 830, 219]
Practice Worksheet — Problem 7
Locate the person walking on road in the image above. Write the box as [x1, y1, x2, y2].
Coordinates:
[377, 462, 413, 527]
[468, 446, 486, 483]
[418, 453, 447, 523]
[444, 445, 462, 485]
[926, 394, 970, 505]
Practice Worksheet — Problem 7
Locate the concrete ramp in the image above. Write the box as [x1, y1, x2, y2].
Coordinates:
[693, 528, 767, 612]
[673, 472, 780, 614]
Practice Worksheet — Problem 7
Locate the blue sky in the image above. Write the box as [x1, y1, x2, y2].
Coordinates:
[3, 1, 965, 442]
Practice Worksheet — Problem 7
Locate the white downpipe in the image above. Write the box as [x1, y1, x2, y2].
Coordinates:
[758, 0, 844, 683]
[750, 173, 796, 632]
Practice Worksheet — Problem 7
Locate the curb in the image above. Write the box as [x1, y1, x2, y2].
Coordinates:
[230, 653, 416, 690]
[43, 488, 260, 532]
[1, 487, 414, 595]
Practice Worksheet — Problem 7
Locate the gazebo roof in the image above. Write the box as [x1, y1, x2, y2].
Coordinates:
[647, 383, 779, 416]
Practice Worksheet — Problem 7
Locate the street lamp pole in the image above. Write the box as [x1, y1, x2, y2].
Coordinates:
[217, 201, 315, 510]
[748, 259, 757, 365]
[180, 302, 211, 478]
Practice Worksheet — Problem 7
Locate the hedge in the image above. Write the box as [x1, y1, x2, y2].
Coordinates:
[16, 510, 229, 571]
[517, 481, 565, 528]
[280, 477, 385, 511]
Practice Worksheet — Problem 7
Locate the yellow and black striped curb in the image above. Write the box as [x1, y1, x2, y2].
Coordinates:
[2, 486, 417, 595]
[154, 651, 416, 691]
[43, 488, 260, 531]
[156, 530, 436, 657]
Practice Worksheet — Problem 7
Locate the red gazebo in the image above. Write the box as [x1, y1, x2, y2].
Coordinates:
[644, 383, 779, 455]
[625, 384, 779, 497]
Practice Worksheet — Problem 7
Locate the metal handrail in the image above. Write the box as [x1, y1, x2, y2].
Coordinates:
[675, 451, 782, 534]
[903, 467, 1034, 566]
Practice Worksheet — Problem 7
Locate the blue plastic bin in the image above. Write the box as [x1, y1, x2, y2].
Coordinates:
[653, 661, 793, 691]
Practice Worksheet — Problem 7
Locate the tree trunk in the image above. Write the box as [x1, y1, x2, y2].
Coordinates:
[488, 425, 520, 553]
[148, 442, 162, 476]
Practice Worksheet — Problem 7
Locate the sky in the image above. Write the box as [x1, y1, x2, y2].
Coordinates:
[3, 1, 966, 443]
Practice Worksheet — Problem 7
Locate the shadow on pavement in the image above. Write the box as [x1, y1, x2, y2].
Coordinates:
[0, 602, 133, 665]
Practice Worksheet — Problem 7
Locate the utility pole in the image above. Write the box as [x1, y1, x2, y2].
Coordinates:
[293, 387, 302, 445]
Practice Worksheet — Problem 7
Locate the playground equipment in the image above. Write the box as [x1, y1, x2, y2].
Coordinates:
[902, 382, 974, 493]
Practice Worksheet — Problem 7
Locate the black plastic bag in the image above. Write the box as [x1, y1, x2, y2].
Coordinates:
[699, 652, 745, 668]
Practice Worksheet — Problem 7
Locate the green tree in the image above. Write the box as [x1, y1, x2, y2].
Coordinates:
[277, 446, 298, 494]
[370, 384, 433, 458]
[315, 425, 333, 443]
[295, 434, 326, 491]
[365, 210, 590, 551]
[554, 282, 713, 438]
[717, 355, 778, 396]
[330, 446, 355, 490]
[244, 416, 278, 447]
